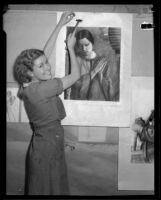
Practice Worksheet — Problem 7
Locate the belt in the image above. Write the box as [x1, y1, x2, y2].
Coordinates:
[30, 120, 61, 132]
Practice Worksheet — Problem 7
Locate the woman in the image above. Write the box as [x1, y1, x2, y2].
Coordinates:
[67, 29, 120, 101]
[13, 11, 80, 195]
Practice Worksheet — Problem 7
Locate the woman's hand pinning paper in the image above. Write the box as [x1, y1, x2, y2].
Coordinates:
[59, 11, 75, 26]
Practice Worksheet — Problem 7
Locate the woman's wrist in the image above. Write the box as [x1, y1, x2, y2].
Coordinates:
[57, 21, 64, 29]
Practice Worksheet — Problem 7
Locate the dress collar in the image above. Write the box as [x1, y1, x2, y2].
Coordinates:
[23, 80, 39, 88]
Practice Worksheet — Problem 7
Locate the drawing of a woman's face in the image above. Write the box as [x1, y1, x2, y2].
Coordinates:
[78, 38, 93, 56]
[75, 30, 95, 58]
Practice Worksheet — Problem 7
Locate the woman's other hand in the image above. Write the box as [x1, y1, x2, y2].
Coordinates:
[59, 11, 75, 26]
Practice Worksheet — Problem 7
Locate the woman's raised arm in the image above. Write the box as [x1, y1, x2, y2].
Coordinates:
[43, 11, 75, 59]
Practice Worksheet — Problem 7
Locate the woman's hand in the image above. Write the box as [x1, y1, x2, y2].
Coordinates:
[43, 11, 75, 59]
[58, 11, 75, 26]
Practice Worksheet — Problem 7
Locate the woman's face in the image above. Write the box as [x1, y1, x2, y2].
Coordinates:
[32, 55, 52, 81]
[78, 38, 93, 56]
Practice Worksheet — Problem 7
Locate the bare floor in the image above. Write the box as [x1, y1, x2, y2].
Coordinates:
[6, 124, 154, 196]
[7, 141, 153, 196]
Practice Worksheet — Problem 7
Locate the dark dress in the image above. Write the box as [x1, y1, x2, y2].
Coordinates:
[22, 78, 69, 195]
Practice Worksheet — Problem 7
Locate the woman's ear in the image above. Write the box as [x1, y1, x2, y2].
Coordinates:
[27, 71, 34, 77]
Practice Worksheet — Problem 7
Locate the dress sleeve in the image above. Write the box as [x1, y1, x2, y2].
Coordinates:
[38, 78, 63, 98]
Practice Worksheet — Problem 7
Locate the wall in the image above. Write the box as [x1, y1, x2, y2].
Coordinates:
[6, 4, 154, 195]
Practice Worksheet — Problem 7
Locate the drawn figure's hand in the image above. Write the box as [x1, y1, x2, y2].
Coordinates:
[66, 29, 76, 50]
[95, 57, 107, 73]
[91, 57, 107, 79]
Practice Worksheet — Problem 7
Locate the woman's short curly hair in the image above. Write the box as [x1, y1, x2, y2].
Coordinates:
[13, 49, 44, 85]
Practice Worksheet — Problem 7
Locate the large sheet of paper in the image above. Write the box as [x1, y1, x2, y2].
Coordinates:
[56, 12, 133, 126]
[118, 77, 154, 190]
